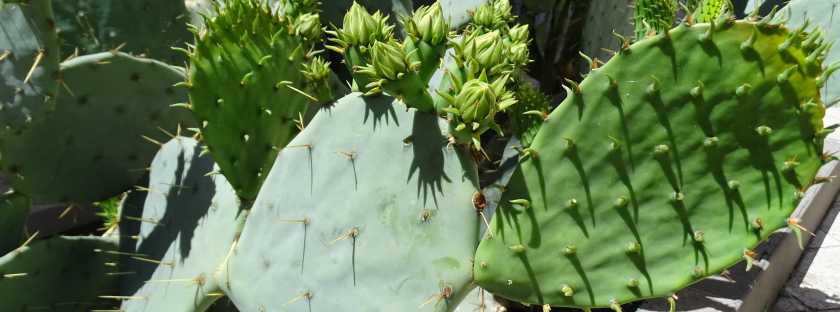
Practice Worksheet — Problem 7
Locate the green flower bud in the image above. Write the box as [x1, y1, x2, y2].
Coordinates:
[509, 42, 530, 67]
[509, 24, 530, 44]
[341, 2, 391, 46]
[369, 41, 409, 80]
[406, 3, 449, 45]
[493, 0, 513, 20]
[294, 13, 322, 40]
[455, 79, 497, 123]
[301, 57, 331, 82]
[464, 31, 505, 70]
[471, 3, 496, 28]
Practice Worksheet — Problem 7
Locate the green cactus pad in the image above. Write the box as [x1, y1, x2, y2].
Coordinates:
[0, 0, 59, 134]
[188, 0, 321, 202]
[634, 0, 676, 39]
[119, 137, 245, 312]
[474, 20, 827, 308]
[0, 236, 119, 311]
[222, 93, 480, 312]
[509, 80, 551, 147]
[694, 0, 731, 23]
[783, 0, 840, 107]
[52, 0, 192, 64]
[0, 51, 192, 203]
[0, 191, 30, 255]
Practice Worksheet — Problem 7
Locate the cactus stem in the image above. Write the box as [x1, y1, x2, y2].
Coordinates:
[23, 49, 45, 84]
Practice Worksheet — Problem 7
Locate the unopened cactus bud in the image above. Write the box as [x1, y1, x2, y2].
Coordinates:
[454, 79, 497, 123]
[341, 3, 391, 46]
[301, 57, 331, 82]
[509, 42, 530, 67]
[471, 3, 496, 28]
[295, 13, 322, 40]
[368, 41, 410, 80]
[406, 3, 448, 45]
[493, 0, 513, 21]
[509, 24, 530, 44]
[464, 31, 505, 70]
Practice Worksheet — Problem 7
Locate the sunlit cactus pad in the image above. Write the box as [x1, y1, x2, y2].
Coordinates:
[187, 0, 324, 202]
[0, 52, 192, 203]
[222, 94, 480, 312]
[118, 137, 244, 312]
[475, 19, 829, 308]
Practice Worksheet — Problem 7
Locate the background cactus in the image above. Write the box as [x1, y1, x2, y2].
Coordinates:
[1, 0, 838, 311]
[0, 0, 59, 134]
[0, 236, 119, 311]
[221, 94, 480, 312]
[0, 52, 192, 203]
[474, 17, 830, 308]
[0, 192, 30, 255]
[51, 0, 192, 64]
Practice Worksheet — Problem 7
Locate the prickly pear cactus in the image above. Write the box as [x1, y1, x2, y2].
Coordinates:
[0, 236, 119, 311]
[694, 0, 732, 23]
[0, 52, 192, 203]
[118, 137, 245, 312]
[474, 18, 830, 308]
[0, 0, 59, 134]
[221, 94, 480, 312]
[634, 0, 676, 38]
[52, 0, 192, 64]
[186, 0, 329, 202]
[783, 0, 840, 108]
[0, 191, 30, 255]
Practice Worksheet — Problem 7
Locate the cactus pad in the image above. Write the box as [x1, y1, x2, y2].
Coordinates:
[222, 93, 480, 312]
[0, 236, 119, 311]
[119, 136, 245, 312]
[0, 191, 30, 255]
[52, 0, 192, 64]
[0, 52, 192, 203]
[634, 0, 676, 38]
[474, 19, 828, 308]
[187, 0, 322, 202]
[0, 0, 59, 134]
